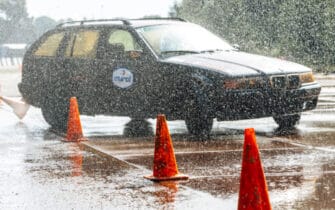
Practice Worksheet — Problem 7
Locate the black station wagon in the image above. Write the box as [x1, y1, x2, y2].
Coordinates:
[19, 18, 321, 136]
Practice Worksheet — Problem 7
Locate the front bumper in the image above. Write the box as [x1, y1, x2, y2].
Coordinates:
[216, 82, 321, 121]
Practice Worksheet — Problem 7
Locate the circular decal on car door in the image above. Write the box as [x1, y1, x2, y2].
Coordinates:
[112, 68, 134, 88]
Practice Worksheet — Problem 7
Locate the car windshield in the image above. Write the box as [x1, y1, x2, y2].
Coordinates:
[136, 23, 233, 57]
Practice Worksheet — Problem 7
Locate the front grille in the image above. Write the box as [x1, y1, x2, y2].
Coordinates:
[271, 76, 286, 89]
[271, 74, 301, 89]
[288, 74, 300, 89]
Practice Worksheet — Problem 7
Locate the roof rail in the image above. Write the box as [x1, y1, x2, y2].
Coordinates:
[56, 17, 187, 28]
[132, 17, 187, 22]
[56, 19, 131, 28]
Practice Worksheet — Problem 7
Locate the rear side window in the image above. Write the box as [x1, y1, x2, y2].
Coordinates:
[65, 30, 99, 58]
[34, 32, 65, 56]
[108, 29, 141, 51]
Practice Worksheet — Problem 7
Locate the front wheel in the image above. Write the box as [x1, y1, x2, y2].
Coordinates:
[273, 113, 301, 128]
[185, 115, 213, 137]
[184, 83, 214, 137]
[41, 97, 69, 131]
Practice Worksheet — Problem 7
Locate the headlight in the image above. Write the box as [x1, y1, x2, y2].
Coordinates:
[299, 72, 315, 84]
[224, 77, 265, 89]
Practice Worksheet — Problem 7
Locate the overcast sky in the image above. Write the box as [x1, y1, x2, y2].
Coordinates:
[26, 0, 181, 20]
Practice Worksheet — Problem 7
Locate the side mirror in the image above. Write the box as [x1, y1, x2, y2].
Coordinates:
[232, 44, 240, 51]
[128, 50, 142, 59]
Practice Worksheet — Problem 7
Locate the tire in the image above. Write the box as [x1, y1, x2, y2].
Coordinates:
[184, 83, 213, 137]
[123, 118, 153, 137]
[41, 96, 69, 131]
[273, 113, 301, 128]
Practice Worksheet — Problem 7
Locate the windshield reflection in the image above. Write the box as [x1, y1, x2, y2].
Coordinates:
[136, 23, 233, 57]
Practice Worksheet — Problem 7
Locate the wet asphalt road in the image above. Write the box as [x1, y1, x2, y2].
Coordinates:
[0, 76, 335, 209]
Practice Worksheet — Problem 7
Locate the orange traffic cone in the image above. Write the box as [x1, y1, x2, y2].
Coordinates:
[238, 128, 271, 210]
[144, 114, 188, 181]
[64, 97, 87, 142]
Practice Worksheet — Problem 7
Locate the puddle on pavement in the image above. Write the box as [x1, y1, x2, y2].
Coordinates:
[26, 143, 134, 180]
[85, 135, 335, 209]
[21, 141, 235, 209]
[280, 132, 335, 148]
[180, 152, 334, 209]
[2, 106, 335, 209]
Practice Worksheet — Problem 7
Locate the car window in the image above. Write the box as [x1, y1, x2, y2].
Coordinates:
[65, 30, 99, 58]
[34, 32, 65, 56]
[136, 24, 233, 56]
[108, 29, 141, 51]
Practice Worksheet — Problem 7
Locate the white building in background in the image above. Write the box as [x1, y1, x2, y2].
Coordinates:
[0, 44, 27, 70]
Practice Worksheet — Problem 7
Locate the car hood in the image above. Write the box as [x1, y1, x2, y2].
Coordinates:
[163, 51, 311, 77]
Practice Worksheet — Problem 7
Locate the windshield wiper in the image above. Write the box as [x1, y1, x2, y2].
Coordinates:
[160, 50, 200, 55]
[199, 49, 230, 53]
[160, 49, 230, 57]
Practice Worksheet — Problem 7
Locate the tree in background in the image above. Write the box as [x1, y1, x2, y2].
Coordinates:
[0, 0, 35, 44]
[172, 0, 335, 72]
[323, 1, 335, 69]
[0, 0, 58, 45]
[278, 1, 328, 66]
[34, 16, 57, 37]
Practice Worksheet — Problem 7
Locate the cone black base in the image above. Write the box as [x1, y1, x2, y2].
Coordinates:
[61, 137, 88, 142]
[144, 173, 189, 181]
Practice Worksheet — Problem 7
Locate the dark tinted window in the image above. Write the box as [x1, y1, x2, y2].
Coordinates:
[65, 30, 100, 58]
[34, 32, 65, 56]
[108, 29, 141, 51]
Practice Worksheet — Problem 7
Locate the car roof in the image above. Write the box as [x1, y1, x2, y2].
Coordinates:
[56, 18, 188, 29]
[129, 19, 187, 28]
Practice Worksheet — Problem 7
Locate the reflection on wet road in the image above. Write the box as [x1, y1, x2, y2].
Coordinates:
[0, 104, 229, 209]
[0, 86, 334, 209]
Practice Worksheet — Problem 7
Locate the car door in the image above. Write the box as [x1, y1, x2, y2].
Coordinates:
[61, 29, 100, 114]
[95, 27, 158, 117]
[27, 30, 67, 107]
